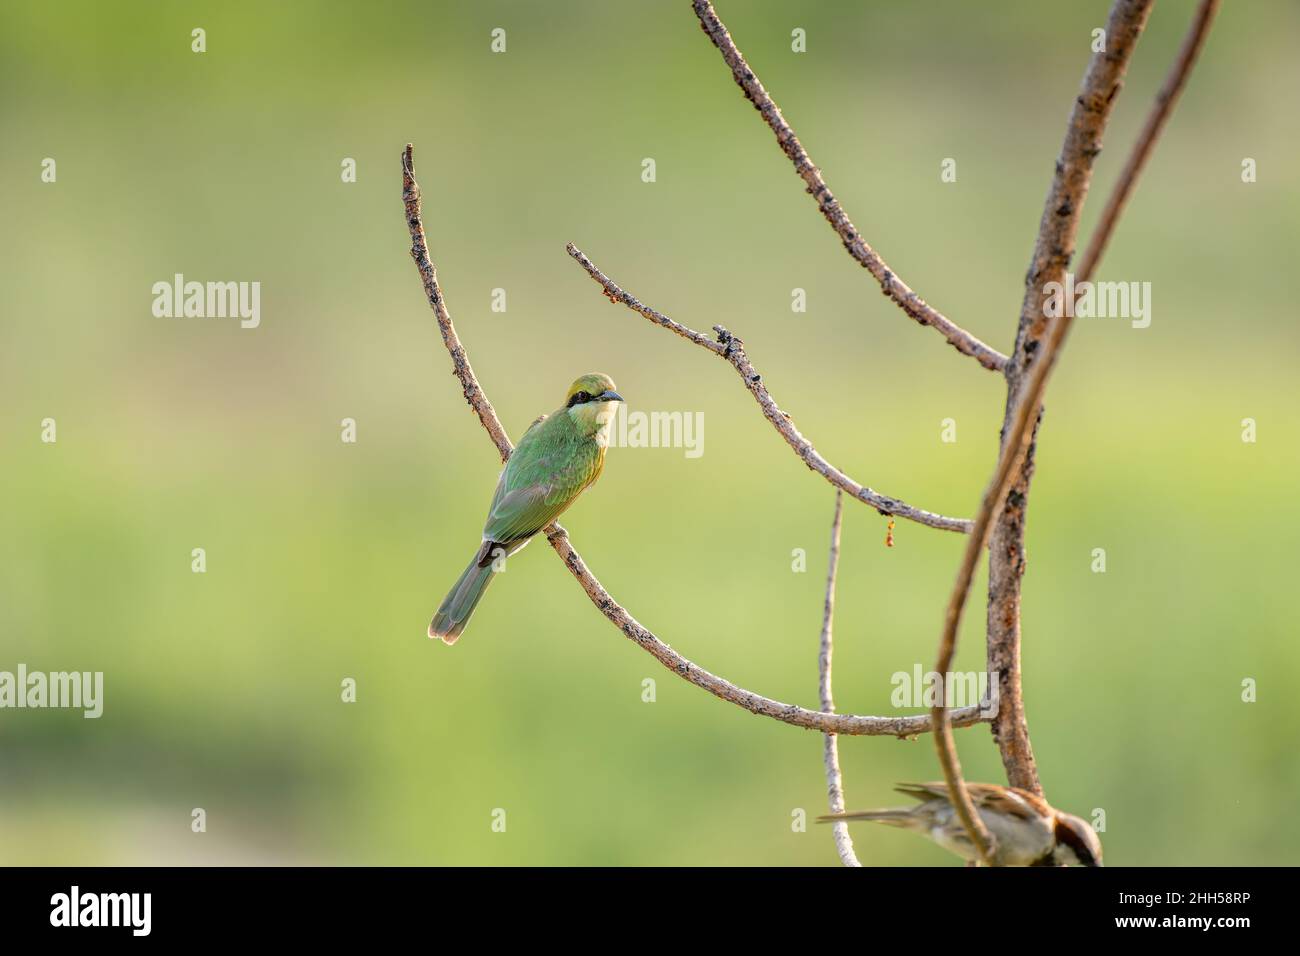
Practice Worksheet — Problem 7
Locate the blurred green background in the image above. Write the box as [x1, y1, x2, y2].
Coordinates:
[2, 0, 1297, 866]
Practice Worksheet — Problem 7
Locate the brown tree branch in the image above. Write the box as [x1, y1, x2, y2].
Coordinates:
[403, 146, 512, 463]
[403, 144, 989, 739]
[545, 523, 987, 737]
[985, 0, 1216, 796]
[935, 0, 1157, 860]
[818, 491, 861, 867]
[690, 0, 1009, 373]
[567, 243, 974, 535]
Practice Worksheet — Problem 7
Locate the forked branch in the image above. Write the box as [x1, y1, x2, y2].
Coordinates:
[935, 0, 1222, 862]
[984, 0, 1220, 799]
[405, 0, 1219, 866]
[403, 145, 988, 739]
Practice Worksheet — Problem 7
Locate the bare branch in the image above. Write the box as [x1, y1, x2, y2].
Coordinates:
[937, 0, 1156, 856]
[567, 243, 974, 535]
[545, 523, 988, 737]
[403, 145, 988, 739]
[690, 0, 1009, 373]
[818, 491, 860, 867]
[402, 145, 512, 463]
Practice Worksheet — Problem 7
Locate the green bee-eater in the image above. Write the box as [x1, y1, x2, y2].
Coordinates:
[429, 373, 624, 644]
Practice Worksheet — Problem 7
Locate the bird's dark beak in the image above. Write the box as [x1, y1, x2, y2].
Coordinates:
[596, 390, 623, 403]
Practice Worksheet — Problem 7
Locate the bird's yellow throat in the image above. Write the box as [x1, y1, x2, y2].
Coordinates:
[569, 399, 620, 445]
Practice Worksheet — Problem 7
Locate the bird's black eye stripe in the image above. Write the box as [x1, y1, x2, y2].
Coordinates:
[567, 390, 591, 408]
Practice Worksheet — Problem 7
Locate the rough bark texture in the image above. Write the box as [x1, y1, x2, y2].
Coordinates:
[986, 0, 1156, 794]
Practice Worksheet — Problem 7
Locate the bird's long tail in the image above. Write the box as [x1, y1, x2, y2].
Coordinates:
[816, 809, 918, 829]
[429, 544, 500, 645]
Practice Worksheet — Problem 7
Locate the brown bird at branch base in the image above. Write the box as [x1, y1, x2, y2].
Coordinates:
[818, 782, 1103, 867]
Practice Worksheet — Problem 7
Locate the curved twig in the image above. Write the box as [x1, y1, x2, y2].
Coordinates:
[403, 144, 989, 739]
[546, 523, 987, 737]
[567, 243, 973, 535]
[938, 0, 1157, 860]
[690, 0, 1008, 373]
[818, 491, 860, 866]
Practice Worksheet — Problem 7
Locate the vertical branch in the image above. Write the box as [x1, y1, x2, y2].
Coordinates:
[935, 0, 1157, 860]
[817, 491, 860, 868]
[986, 0, 1216, 795]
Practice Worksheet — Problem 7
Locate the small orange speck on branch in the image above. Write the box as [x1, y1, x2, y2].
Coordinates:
[885, 517, 895, 548]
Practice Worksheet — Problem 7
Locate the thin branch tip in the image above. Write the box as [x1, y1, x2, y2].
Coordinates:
[567, 246, 973, 533]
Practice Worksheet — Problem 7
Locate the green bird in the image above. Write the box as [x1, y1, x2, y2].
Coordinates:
[430, 373, 624, 644]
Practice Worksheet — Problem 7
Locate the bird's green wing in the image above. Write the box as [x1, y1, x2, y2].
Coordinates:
[481, 414, 547, 533]
[482, 416, 604, 544]
[483, 483, 559, 544]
